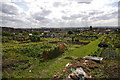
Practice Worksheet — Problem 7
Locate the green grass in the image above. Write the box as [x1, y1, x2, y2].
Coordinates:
[69, 36, 104, 57]
[116, 48, 120, 57]
[3, 53, 70, 78]
[3, 40, 82, 78]
[2, 41, 72, 78]
[3, 36, 105, 78]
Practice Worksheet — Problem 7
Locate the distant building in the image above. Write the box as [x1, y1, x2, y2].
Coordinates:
[29, 33, 33, 36]
[13, 36, 25, 41]
[18, 33, 23, 35]
[105, 29, 111, 31]
[44, 31, 50, 33]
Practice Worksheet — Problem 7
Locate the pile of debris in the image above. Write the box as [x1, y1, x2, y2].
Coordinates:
[52, 56, 103, 80]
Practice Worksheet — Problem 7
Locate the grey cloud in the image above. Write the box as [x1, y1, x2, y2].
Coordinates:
[0, 15, 30, 27]
[96, 15, 111, 20]
[91, 11, 118, 21]
[69, 0, 93, 4]
[53, 2, 61, 7]
[9, 19, 23, 23]
[40, 18, 50, 24]
[1, 16, 23, 23]
[32, 9, 52, 22]
[1, 3, 18, 15]
[53, 2, 66, 7]
[62, 16, 72, 20]
[32, 13, 51, 24]
[34, 16, 46, 21]
[0, 20, 8, 24]
[89, 11, 104, 15]
[71, 14, 82, 18]
[77, 2, 91, 4]
[62, 14, 86, 20]
[82, 16, 89, 20]
[41, 9, 52, 16]
[33, 9, 51, 19]
[61, 11, 65, 13]
[112, 11, 118, 15]
[61, 9, 70, 14]
[32, 13, 46, 21]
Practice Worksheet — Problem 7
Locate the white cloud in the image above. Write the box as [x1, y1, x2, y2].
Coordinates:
[0, 0, 119, 28]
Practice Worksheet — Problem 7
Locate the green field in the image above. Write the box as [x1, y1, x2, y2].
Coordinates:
[2, 36, 104, 78]
[69, 36, 103, 57]
[2, 29, 120, 79]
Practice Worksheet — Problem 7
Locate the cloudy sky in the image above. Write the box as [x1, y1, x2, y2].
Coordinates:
[0, 0, 119, 28]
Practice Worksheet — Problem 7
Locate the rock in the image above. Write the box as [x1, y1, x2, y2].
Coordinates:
[29, 70, 31, 72]
[65, 63, 72, 67]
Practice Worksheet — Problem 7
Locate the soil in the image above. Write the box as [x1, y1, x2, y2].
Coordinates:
[68, 42, 89, 45]
[2, 56, 29, 69]
[49, 41, 62, 44]
[20, 64, 32, 70]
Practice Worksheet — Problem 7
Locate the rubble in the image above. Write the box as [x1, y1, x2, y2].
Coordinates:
[52, 57, 103, 80]
[67, 67, 92, 80]
[65, 63, 72, 67]
[29, 70, 31, 72]
[83, 60, 88, 65]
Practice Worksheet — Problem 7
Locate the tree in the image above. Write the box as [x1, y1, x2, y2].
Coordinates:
[32, 31, 40, 35]
[29, 35, 40, 42]
[70, 34, 76, 42]
[90, 26, 92, 30]
[68, 31, 74, 35]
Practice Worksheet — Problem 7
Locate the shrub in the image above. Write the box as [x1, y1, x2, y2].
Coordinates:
[29, 36, 40, 42]
[2, 36, 12, 43]
[42, 44, 66, 60]
[75, 39, 79, 42]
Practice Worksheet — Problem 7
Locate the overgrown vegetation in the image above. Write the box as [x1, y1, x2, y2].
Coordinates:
[2, 27, 120, 79]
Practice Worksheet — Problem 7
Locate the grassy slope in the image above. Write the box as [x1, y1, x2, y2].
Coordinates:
[69, 36, 104, 57]
[2, 41, 71, 78]
[3, 52, 70, 78]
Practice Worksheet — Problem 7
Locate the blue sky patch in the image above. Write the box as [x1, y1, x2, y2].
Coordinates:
[12, 2, 29, 11]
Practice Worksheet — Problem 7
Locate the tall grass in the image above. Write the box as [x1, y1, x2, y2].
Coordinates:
[69, 36, 104, 57]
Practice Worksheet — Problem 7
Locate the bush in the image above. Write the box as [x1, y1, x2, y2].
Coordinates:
[114, 43, 120, 48]
[68, 31, 74, 35]
[42, 47, 62, 60]
[2, 32, 14, 36]
[42, 44, 66, 60]
[75, 39, 79, 42]
[2, 36, 13, 43]
[29, 36, 40, 42]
